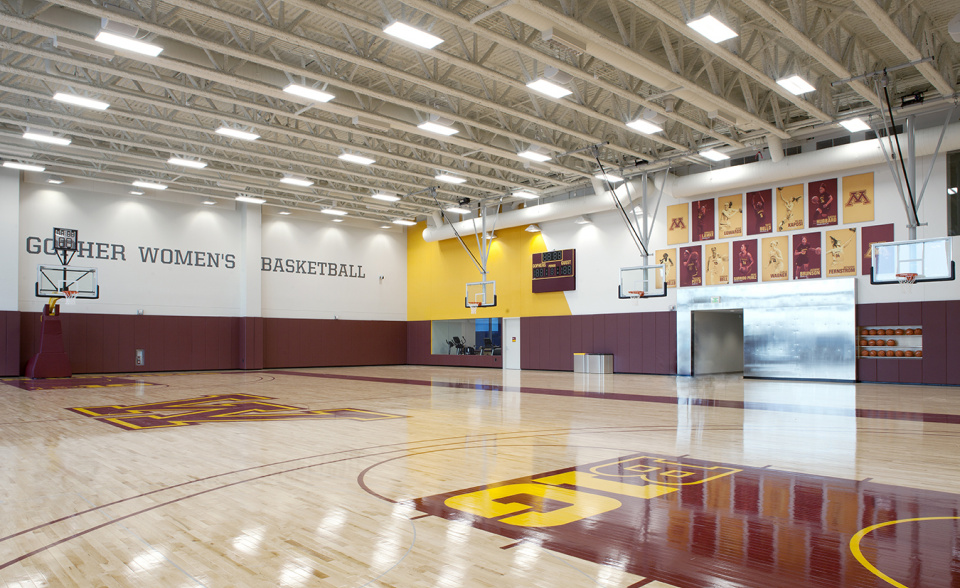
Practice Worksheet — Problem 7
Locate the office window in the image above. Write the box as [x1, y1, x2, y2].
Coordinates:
[950, 150, 960, 236]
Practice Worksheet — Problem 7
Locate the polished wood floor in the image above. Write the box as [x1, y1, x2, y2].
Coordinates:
[3, 366, 960, 587]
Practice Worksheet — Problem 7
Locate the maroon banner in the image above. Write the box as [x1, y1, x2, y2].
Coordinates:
[745, 189, 772, 235]
[532, 249, 576, 292]
[809, 178, 838, 227]
[692, 198, 715, 241]
[861, 223, 895, 276]
[792, 232, 822, 279]
[732, 239, 758, 283]
[679, 245, 702, 287]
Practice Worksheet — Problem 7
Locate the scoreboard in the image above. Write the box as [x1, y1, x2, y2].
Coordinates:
[532, 249, 576, 293]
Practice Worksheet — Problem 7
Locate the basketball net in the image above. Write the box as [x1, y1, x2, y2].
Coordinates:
[468, 301, 479, 315]
[62, 290, 78, 306]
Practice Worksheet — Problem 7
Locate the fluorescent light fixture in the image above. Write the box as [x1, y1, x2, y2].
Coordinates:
[382, 22, 444, 49]
[518, 149, 551, 162]
[23, 132, 71, 146]
[279, 175, 314, 187]
[283, 84, 334, 103]
[392, 219, 417, 226]
[3, 161, 45, 172]
[338, 153, 375, 165]
[235, 195, 266, 204]
[372, 192, 401, 202]
[129, 190, 144, 195]
[52, 92, 109, 110]
[948, 187, 958, 195]
[132, 180, 167, 190]
[839, 117, 870, 132]
[687, 14, 738, 43]
[167, 156, 207, 169]
[332, 218, 344, 222]
[320, 208, 347, 216]
[202, 200, 216, 205]
[700, 149, 730, 161]
[53, 35, 116, 60]
[46, 176, 64, 184]
[435, 173, 466, 184]
[525, 224, 541, 232]
[484, 232, 497, 239]
[595, 172, 623, 183]
[777, 74, 815, 95]
[445, 206, 470, 214]
[513, 190, 539, 199]
[216, 127, 259, 141]
[626, 119, 663, 134]
[94, 31, 163, 57]
[380, 225, 390, 229]
[278, 210, 291, 215]
[526, 78, 572, 98]
[574, 215, 592, 224]
[417, 121, 458, 136]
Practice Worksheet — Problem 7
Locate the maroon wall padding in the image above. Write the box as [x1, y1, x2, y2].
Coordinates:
[519, 311, 677, 375]
[262, 318, 406, 368]
[856, 300, 960, 385]
[240, 317, 264, 370]
[20, 313, 243, 375]
[0, 310, 19, 376]
[405, 320, 500, 368]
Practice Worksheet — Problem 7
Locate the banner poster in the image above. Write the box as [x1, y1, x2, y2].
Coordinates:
[825, 228, 858, 277]
[809, 178, 838, 227]
[792, 231, 822, 279]
[693, 198, 715, 241]
[746, 189, 772, 235]
[655, 248, 677, 288]
[667, 203, 689, 245]
[704, 242, 729, 285]
[679, 245, 702, 287]
[717, 194, 743, 238]
[842, 172, 875, 224]
[732, 239, 758, 283]
[861, 223, 895, 276]
[762, 236, 789, 281]
[776, 184, 805, 232]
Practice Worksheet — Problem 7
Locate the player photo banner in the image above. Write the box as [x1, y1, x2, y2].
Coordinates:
[842, 172, 875, 224]
[792, 232, 822, 279]
[693, 198, 715, 241]
[776, 184, 805, 232]
[717, 194, 743, 238]
[655, 248, 677, 289]
[732, 239, 758, 283]
[704, 243, 729, 285]
[825, 228, 857, 277]
[762, 237, 789, 281]
[861, 223, 895, 276]
[809, 178, 838, 227]
[667, 203, 689, 245]
[746, 189, 772, 235]
[679, 245, 702, 287]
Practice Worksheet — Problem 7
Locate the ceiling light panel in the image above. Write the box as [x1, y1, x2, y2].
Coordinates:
[52, 93, 109, 110]
[435, 173, 466, 184]
[839, 118, 870, 132]
[383, 22, 444, 49]
[167, 157, 207, 168]
[236, 195, 266, 203]
[216, 127, 259, 141]
[626, 119, 663, 134]
[283, 84, 335, 103]
[526, 79, 572, 98]
[280, 176, 314, 187]
[417, 121, 458, 136]
[700, 149, 730, 161]
[94, 31, 163, 57]
[372, 193, 401, 202]
[687, 14, 738, 43]
[777, 75, 816, 95]
[3, 161, 45, 171]
[132, 180, 168, 189]
[518, 149, 551, 162]
[338, 153, 375, 165]
[23, 132, 71, 146]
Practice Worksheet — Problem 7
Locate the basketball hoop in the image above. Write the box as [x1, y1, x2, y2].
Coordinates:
[61, 290, 78, 305]
[896, 273, 918, 285]
[628, 290, 645, 304]
[467, 301, 480, 314]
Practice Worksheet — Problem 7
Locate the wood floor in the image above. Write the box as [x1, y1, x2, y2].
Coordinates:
[2, 366, 960, 587]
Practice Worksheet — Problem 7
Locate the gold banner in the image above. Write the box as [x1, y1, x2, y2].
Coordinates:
[704, 243, 729, 285]
[842, 172, 875, 224]
[655, 248, 677, 288]
[718, 194, 743, 238]
[667, 203, 689, 245]
[825, 228, 857, 277]
[776, 184, 805, 232]
[762, 236, 789, 281]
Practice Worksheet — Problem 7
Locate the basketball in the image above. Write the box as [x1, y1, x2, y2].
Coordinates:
[860, 349, 869, 357]
[869, 329, 877, 335]
[905, 329, 914, 335]
[915, 328, 923, 335]
[876, 340, 885, 346]
[885, 329, 894, 335]
[905, 350, 915, 357]
[869, 350, 878, 356]
[885, 350, 895, 357]
[860, 329, 869, 336]
[915, 350, 923, 357]
[886, 339, 895, 346]
[868, 339, 876, 346]
[895, 329, 904, 335]
[895, 350, 904, 357]
[859, 339, 868, 346]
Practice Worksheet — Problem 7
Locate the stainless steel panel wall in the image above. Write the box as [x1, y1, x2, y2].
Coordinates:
[677, 278, 857, 381]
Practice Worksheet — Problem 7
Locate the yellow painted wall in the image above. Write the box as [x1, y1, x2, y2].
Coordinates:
[407, 223, 571, 320]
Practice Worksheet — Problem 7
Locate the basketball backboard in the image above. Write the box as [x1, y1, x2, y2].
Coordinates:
[871, 237, 955, 284]
[619, 264, 667, 298]
[465, 280, 497, 308]
[36, 265, 99, 299]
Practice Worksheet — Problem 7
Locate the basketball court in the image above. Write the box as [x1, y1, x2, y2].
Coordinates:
[3, 366, 960, 587]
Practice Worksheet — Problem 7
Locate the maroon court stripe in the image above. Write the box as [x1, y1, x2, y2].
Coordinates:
[265, 370, 960, 425]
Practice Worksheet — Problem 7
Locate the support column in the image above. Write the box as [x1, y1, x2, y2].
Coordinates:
[238, 202, 263, 370]
[0, 168, 20, 375]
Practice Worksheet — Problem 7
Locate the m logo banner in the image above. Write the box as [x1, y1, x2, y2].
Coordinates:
[69, 393, 404, 430]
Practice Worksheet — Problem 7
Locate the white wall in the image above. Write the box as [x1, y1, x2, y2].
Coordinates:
[260, 215, 406, 320]
[540, 150, 959, 316]
[0, 168, 19, 311]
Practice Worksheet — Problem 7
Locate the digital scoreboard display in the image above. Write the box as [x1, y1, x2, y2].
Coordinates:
[532, 249, 575, 293]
